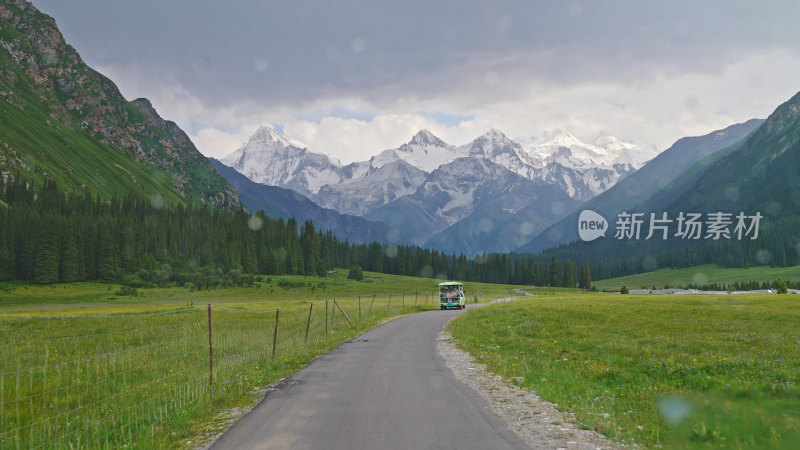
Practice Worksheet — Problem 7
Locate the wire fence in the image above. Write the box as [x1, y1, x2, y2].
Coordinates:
[0, 289, 508, 448]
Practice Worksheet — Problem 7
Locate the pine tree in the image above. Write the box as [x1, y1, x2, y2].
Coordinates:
[299, 220, 320, 276]
[60, 230, 80, 282]
[33, 218, 60, 284]
[579, 263, 592, 290]
[97, 222, 117, 282]
[563, 259, 576, 288]
[548, 257, 561, 287]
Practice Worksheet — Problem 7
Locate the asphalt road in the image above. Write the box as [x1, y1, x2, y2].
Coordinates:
[211, 303, 529, 450]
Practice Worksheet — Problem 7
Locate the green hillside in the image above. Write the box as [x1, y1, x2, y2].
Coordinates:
[0, 84, 185, 203]
[518, 119, 763, 253]
[667, 91, 800, 219]
[0, 1, 238, 206]
[532, 90, 800, 280]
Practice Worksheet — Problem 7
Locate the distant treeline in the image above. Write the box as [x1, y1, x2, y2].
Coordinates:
[630, 280, 800, 292]
[0, 176, 592, 288]
[538, 216, 800, 281]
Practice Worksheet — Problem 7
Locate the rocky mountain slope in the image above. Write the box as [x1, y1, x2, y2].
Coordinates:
[364, 158, 577, 251]
[0, 1, 238, 207]
[313, 160, 427, 216]
[211, 159, 403, 244]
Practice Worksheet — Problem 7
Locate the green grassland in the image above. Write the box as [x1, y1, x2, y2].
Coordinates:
[0, 272, 529, 448]
[593, 264, 800, 291]
[447, 294, 800, 448]
[0, 270, 529, 312]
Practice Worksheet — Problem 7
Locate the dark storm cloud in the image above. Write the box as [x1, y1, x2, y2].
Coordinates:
[29, 0, 800, 161]
[33, 0, 800, 109]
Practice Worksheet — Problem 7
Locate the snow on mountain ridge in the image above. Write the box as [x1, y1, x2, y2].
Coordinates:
[222, 125, 344, 195]
[313, 160, 427, 216]
[521, 130, 657, 169]
[222, 124, 660, 208]
[389, 130, 465, 172]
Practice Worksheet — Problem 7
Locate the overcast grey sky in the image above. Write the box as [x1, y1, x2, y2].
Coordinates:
[35, 0, 800, 162]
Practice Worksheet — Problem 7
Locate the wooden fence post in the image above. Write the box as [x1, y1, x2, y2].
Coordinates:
[387, 294, 391, 313]
[207, 304, 213, 387]
[272, 309, 280, 362]
[415, 290, 418, 305]
[331, 298, 336, 328]
[369, 294, 375, 315]
[358, 295, 361, 321]
[402, 293, 405, 308]
[325, 300, 329, 336]
[334, 299, 354, 327]
[304, 303, 313, 344]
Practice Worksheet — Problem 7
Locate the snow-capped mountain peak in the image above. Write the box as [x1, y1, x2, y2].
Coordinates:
[466, 128, 520, 157]
[521, 130, 656, 169]
[390, 130, 461, 172]
[549, 130, 585, 148]
[245, 124, 313, 153]
[481, 128, 512, 143]
[408, 129, 446, 147]
[223, 124, 662, 212]
[221, 125, 343, 195]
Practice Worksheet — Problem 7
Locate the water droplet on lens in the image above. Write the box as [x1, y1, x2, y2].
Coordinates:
[657, 396, 692, 426]
[247, 215, 263, 231]
[150, 194, 165, 210]
[692, 272, 708, 285]
[253, 56, 269, 72]
[520, 222, 534, 236]
[724, 186, 739, 202]
[350, 38, 365, 53]
[756, 249, 772, 265]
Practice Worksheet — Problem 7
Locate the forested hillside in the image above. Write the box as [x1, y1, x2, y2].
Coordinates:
[0, 175, 591, 288]
[528, 91, 800, 280]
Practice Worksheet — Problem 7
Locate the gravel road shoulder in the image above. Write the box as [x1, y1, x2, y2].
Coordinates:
[438, 329, 625, 450]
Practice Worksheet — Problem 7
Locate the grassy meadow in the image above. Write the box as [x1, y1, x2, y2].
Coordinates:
[593, 264, 800, 291]
[0, 271, 521, 312]
[447, 293, 800, 448]
[0, 271, 525, 448]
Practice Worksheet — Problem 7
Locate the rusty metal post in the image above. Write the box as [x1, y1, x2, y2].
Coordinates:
[272, 309, 280, 362]
[304, 303, 313, 344]
[207, 304, 213, 387]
